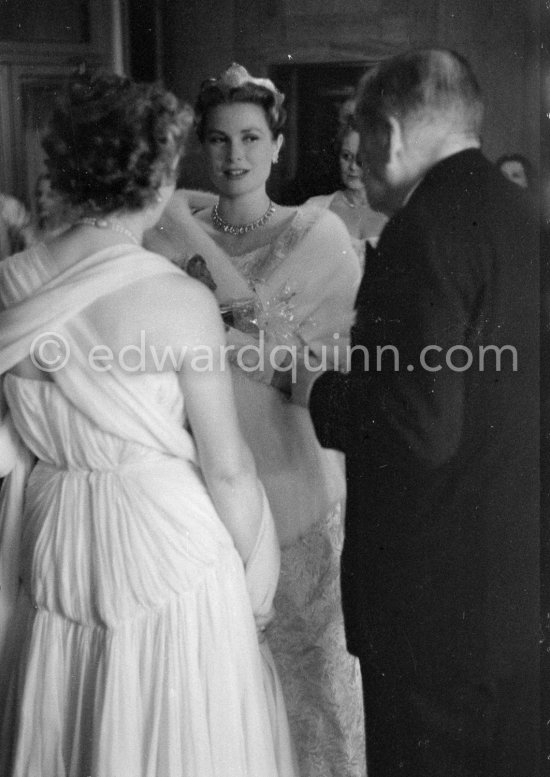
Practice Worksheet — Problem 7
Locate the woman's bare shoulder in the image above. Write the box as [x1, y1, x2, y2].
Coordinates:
[139, 274, 224, 358]
[132, 270, 218, 320]
[88, 270, 222, 350]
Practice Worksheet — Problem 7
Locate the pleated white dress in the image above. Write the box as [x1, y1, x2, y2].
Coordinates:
[0, 372, 289, 777]
[0, 245, 296, 777]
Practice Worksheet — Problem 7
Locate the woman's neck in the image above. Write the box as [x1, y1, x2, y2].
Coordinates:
[341, 187, 368, 207]
[216, 192, 272, 226]
[114, 212, 146, 243]
[76, 210, 146, 246]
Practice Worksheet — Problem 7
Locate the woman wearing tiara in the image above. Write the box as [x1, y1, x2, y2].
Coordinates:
[0, 73, 296, 777]
[146, 64, 366, 777]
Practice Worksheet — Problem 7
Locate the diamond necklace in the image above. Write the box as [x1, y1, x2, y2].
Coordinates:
[211, 200, 275, 236]
[76, 216, 141, 245]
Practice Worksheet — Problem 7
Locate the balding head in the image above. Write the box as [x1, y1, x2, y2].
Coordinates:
[357, 49, 483, 140]
[355, 49, 483, 215]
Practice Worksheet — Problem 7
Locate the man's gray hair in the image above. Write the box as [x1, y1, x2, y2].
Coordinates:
[356, 49, 484, 139]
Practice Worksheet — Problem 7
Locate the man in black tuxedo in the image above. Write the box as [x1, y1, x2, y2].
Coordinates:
[292, 49, 539, 776]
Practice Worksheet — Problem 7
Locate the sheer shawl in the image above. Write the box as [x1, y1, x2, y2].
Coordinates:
[146, 196, 361, 544]
[0, 244, 291, 771]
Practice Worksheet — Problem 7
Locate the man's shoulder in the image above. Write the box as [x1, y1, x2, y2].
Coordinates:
[401, 149, 532, 233]
[375, 148, 537, 291]
[422, 148, 489, 186]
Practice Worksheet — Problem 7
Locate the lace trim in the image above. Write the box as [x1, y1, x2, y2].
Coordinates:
[232, 206, 324, 286]
[269, 499, 367, 777]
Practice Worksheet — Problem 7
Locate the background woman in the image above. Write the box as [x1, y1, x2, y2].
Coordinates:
[0, 191, 31, 261]
[0, 73, 295, 777]
[31, 172, 73, 240]
[495, 152, 534, 192]
[147, 63, 366, 777]
[305, 114, 386, 265]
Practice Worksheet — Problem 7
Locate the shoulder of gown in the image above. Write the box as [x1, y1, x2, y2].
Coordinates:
[0, 243, 52, 308]
[302, 192, 336, 210]
[290, 205, 361, 278]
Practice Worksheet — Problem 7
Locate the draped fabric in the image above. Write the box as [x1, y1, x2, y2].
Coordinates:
[303, 193, 368, 262]
[303, 193, 386, 267]
[0, 243, 297, 777]
[147, 199, 368, 777]
[148, 197, 361, 544]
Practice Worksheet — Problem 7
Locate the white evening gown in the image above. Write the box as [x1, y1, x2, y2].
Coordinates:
[0, 245, 296, 777]
[147, 200, 367, 777]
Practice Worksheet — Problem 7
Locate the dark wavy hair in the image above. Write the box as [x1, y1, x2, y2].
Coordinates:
[42, 73, 189, 215]
[194, 64, 286, 142]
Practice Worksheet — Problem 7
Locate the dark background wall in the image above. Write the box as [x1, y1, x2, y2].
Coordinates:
[0, 1, 544, 209]
[159, 0, 540, 168]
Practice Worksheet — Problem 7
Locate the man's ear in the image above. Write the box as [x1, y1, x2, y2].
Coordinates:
[387, 115, 404, 167]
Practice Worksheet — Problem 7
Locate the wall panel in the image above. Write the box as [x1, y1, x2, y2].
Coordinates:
[0, 0, 120, 203]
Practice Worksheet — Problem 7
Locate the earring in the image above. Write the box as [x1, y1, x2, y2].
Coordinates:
[272, 156, 279, 165]
[154, 192, 163, 203]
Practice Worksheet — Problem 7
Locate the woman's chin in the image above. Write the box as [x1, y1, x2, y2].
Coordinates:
[344, 181, 365, 193]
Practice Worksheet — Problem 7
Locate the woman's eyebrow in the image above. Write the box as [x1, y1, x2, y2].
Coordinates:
[207, 126, 265, 134]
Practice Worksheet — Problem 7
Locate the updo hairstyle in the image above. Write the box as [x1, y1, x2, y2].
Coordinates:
[42, 73, 189, 215]
[194, 63, 286, 142]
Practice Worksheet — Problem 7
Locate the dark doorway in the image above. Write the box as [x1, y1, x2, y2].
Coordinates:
[127, 0, 163, 83]
[269, 61, 371, 205]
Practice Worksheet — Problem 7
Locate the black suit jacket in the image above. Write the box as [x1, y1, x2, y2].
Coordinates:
[309, 150, 539, 770]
